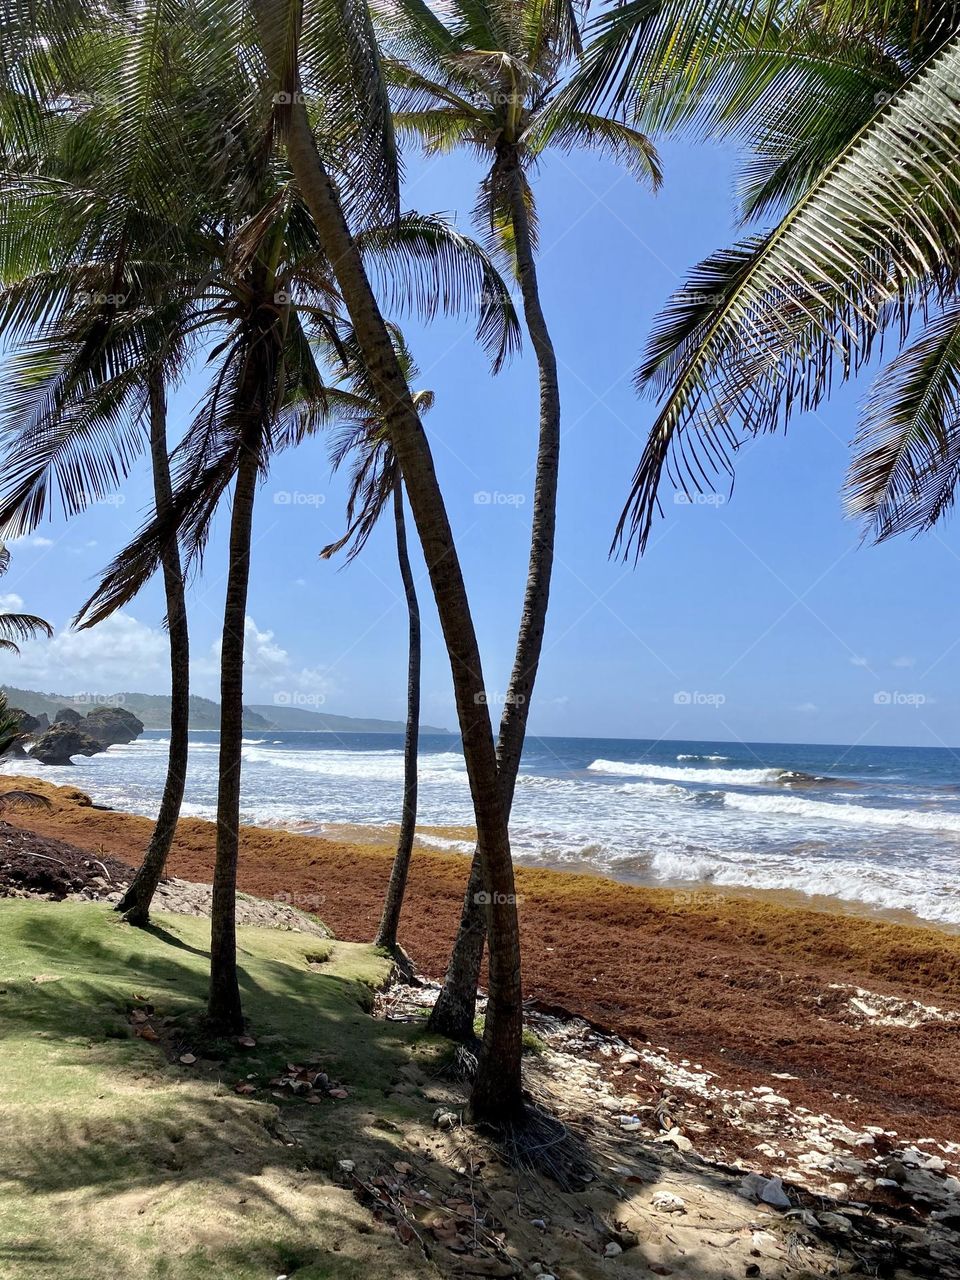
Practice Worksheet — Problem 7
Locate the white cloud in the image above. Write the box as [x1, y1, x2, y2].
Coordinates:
[0, 607, 336, 707]
[850, 656, 869, 668]
[892, 656, 915, 668]
[193, 615, 335, 706]
[0, 610, 168, 695]
[796, 702, 818, 713]
[12, 535, 55, 550]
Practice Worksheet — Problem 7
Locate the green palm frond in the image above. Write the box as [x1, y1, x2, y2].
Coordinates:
[0, 612, 54, 651]
[527, 109, 661, 188]
[846, 303, 960, 539]
[357, 212, 522, 371]
[320, 326, 429, 561]
[262, 0, 400, 224]
[566, 0, 784, 116]
[391, 107, 479, 151]
[615, 33, 960, 557]
[0, 547, 53, 653]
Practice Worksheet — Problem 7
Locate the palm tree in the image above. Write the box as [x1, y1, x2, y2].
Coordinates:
[373, 0, 662, 1040]
[9, 0, 534, 1127]
[3, 0, 525, 1056]
[255, 0, 533, 1127]
[0, 547, 52, 652]
[373, 0, 660, 1034]
[115, 372, 190, 925]
[320, 332, 433, 969]
[565, 0, 960, 549]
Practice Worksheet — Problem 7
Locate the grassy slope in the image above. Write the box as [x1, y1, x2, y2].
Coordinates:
[0, 902, 439, 1280]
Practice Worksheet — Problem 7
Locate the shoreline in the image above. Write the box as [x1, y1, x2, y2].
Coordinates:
[4, 773, 960, 1151]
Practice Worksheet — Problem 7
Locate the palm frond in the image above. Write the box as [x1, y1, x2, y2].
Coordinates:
[527, 109, 662, 189]
[846, 302, 960, 539]
[615, 33, 960, 558]
[566, 0, 784, 116]
[263, 0, 400, 225]
[0, 789, 53, 810]
[357, 212, 522, 371]
[0, 612, 54, 649]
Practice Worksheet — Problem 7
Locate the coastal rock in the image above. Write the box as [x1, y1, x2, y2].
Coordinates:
[740, 1173, 791, 1208]
[54, 707, 83, 725]
[651, 1192, 686, 1214]
[9, 708, 45, 734]
[30, 724, 105, 766]
[83, 705, 144, 746]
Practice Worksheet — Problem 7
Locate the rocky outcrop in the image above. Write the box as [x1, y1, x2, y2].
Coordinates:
[54, 707, 83, 726]
[30, 723, 105, 766]
[9, 708, 46, 734]
[83, 705, 144, 746]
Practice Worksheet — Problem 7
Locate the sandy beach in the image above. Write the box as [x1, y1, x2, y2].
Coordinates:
[5, 773, 960, 1157]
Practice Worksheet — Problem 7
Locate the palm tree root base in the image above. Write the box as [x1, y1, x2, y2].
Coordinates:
[118, 902, 151, 927]
[377, 941, 420, 987]
[471, 1100, 595, 1193]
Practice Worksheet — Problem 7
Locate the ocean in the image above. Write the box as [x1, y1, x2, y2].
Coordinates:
[6, 732, 960, 924]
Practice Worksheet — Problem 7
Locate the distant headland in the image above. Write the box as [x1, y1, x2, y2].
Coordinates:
[0, 686, 449, 735]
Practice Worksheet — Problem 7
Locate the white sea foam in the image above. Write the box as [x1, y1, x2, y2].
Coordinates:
[646, 847, 960, 924]
[723, 790, 960, 835]
[241, 745, 466, 786]
[10, 731, 960, 927]
[588, 758, 783, 787]
[616, 780, 690, 800]
[417, 833, 474, 853]
[677, 753, 729, 761]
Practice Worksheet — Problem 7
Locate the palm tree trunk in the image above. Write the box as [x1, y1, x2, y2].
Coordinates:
[375, 473, 421, 954]
[117, 372, 190, 926]
[207, 423, 261, 1035]
[428, 147, 561, 1040]
[280, 94, 524, 1126]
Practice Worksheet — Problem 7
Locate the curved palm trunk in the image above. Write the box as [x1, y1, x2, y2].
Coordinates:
[428, 148, 561, 1040]
[280, 93, 524, 1126]
[207, 424, 261, 1035]
[118, 373, 190, 925]
[375, 474, 421, 955]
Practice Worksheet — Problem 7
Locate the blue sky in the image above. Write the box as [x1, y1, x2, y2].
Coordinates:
[2, 136, 959, 748]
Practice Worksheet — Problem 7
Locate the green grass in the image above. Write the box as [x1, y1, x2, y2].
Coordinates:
[0, 901, 441, 1280]
[472, 1014, 545, 1056]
